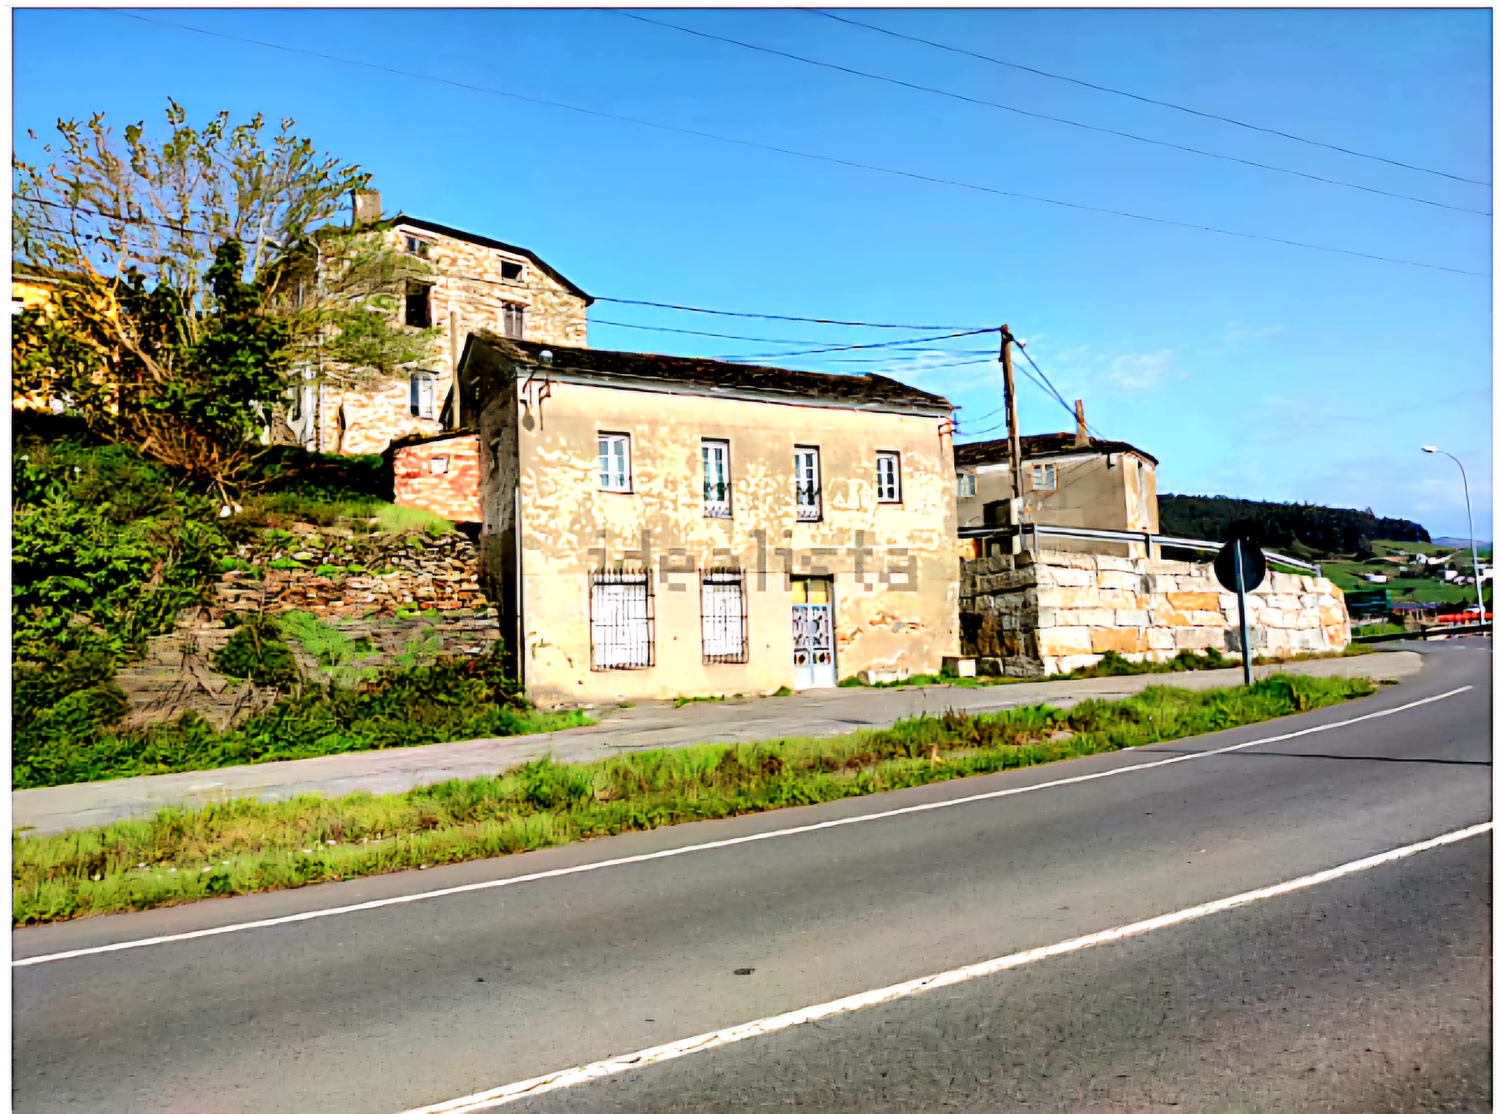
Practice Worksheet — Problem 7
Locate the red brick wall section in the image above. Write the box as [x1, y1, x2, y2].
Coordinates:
[393, 436, 482, 524]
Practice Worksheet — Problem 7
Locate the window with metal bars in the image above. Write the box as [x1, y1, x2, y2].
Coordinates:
[410, 373, 436, 419]
[702, 439, 730, 518]
[503, 302, 525, 339]
[590, 569, 654, 670]
[794, 446, 821, 521]
[700, 568, 748, 663]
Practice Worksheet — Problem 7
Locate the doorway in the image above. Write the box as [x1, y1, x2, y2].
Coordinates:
[791, 577, 836, 689]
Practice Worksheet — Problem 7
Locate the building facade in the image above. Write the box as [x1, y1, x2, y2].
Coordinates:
[286, 207, 591, 456]
[459, 334, 961, 707]
[954, 433, 1159, 536]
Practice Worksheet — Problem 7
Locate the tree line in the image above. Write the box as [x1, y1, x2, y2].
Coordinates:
[1158, 494, 1429, 556]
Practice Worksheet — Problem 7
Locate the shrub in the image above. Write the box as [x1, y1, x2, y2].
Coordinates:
[212, 615, 300, 688]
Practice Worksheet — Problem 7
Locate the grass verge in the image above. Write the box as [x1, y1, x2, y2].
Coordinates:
[14, 673, 1374, 925]
[13, 651, 592, 791]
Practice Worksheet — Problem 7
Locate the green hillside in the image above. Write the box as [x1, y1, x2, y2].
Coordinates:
[1158, 494, 1428, 555]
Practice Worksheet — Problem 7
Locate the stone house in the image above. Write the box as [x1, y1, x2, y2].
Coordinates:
[285, 199, 592, 456]
[456, 333, 961, 707]
[954, 432, 1159, 539]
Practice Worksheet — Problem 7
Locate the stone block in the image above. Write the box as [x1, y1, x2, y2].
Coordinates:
[1175, 627, 1227, 651]
[1225, 626, 1267, 653]
[1189, 611, 1229, 627]
[1037, 626, 1093, 657]
[1036, 606, 1058, 629]
[1169, 591, 1220, 610]
[1059, 607, 1113, 627]
[1053, 653, 1103, 674]
[1115, 609, 1149, 627]
[1145, 627, 1176, 651]
[1040, 552, 1097, 571]
[1047, 567, 1094, 588]
[941, 656, 977, 678]
[1091, 627, 1142, 653]
[1094, 554, 1136, 573]
[1097, 570, 1141, 592]
[1096, 589, 1139, 609]
[1154, 607, 1192, 627]
[1048, 585, 1101, 608]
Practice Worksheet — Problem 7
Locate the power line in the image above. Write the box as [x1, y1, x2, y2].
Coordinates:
[812, 10, 1491, 188]
[621, 11, 1489, 217]
[723, 327, 1000, 360]
[106, 10, 1489, 279]
[593, 296, 982, 329]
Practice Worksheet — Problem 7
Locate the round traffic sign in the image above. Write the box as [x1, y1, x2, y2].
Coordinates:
[1214, 536, 1267, 593]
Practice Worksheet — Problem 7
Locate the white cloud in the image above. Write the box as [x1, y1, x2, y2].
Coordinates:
[1104, 350, 1176, 391]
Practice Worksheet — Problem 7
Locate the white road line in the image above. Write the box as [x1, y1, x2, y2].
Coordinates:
[12, 685, 1472, 969]
[399, 821, 1494, 1114]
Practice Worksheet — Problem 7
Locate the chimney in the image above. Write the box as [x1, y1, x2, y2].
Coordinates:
[1074, 399, 1091, 448]
[351, 190, 382, 227]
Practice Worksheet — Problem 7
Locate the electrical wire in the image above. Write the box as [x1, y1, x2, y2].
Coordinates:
[104, 10, 1490, 279]
[592, 296, 983, 329]
[621, 11, 1489, 217]
[811, 10, 1491, 188]
[723, 326, 1000, 360]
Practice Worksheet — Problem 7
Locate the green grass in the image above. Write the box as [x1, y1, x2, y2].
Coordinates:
[13, 673, 1375, 924]
[12, 650, 592, 791]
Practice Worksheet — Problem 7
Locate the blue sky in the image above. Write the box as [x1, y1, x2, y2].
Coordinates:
[13, 7, 1493, 539]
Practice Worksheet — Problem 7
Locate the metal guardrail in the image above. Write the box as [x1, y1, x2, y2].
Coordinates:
[957, 523, 1323, 576]
[1352, 623, 1492, 644]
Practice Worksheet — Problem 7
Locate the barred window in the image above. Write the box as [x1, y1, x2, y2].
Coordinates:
[876, 452, 901, 503]
[795, 446, 821, 521]
[702, 439, 730, 518]
[701, 568, 748, 663]
[590, 569, 654, 669]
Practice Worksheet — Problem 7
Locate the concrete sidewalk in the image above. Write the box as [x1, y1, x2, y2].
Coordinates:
[13, 652, 1422, 836]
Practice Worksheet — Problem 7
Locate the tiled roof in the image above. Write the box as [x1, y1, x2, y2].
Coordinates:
[954, 433, 1158, 467]
[464, 335, 954, 415]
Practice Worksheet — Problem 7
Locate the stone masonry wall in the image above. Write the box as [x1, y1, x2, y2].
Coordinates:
[390, 434, 482, 524]
[114, 526, 501, 729]
[962, 550, 1350, 677]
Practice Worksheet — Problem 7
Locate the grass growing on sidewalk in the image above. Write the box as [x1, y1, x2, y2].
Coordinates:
[14, 673, 1375, 925]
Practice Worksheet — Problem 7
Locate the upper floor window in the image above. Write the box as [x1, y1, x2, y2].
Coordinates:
[957, 472, 976, 499]
[795, 446, 821, 521]
[500, 259, 524, 281]
[404, 235, 431, 257]
[410, 373, 437, 419]
[702, 439, 731, 518]
[405, 281, 432, 328]
[876, 452, 901, 503]
[1032, 463, 1057, 492]
[599, 432, 632, 492]
[503, 302, 525, 340]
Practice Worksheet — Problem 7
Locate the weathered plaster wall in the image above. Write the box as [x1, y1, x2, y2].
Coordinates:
[303, 224, 589, 455]
[962, 550, 1350, 676]
[957, 451, 1158, 533]
[503, 380, 959, 707]
[391, 433, 482, 523]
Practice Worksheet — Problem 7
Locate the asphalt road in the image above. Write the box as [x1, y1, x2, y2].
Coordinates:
[12, 640, 1491, 1113]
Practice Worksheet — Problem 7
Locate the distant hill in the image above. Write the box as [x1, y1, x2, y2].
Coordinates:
[1157, 495, 1429, 555]
[1433, 535, 1491, 552]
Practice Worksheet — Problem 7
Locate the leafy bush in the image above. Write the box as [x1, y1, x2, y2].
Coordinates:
[211, 615, 300, 688]
[278, 610, 354, 667]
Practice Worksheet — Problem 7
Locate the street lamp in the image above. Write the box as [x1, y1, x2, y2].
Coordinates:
[1422, 446, 1487, 619]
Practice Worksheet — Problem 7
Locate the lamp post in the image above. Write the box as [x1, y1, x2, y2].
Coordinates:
[1422, 446, 1487, 620]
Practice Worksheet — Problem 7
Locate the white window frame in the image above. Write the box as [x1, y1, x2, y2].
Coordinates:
[702, 439, 731, 518]
[410, 372, 437, 420]
[404, 234, 431, 257]
[1032, 463, 1057, 492]
[876, 452, 901, 503]
[795, 446, 822, 521]
[502, 302, 525, 340]
[957, 472, 976, 499]
[599, 432, 632, 493]
[430, 455, 449, 475]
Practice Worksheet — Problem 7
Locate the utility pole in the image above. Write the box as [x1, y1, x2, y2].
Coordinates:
[1000, 325, 1021, 502]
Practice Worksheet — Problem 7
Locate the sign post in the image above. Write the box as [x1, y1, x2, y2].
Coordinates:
[1214, 533, 1267, 686]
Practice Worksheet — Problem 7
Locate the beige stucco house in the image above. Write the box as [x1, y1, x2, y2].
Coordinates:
[285, 203, 592, 456]
[456, 334, 961, 706]
[954, 432, 1159, 538]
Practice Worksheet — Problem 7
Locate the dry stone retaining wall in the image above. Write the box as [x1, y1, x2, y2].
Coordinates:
[961, 550, 1350, 677]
